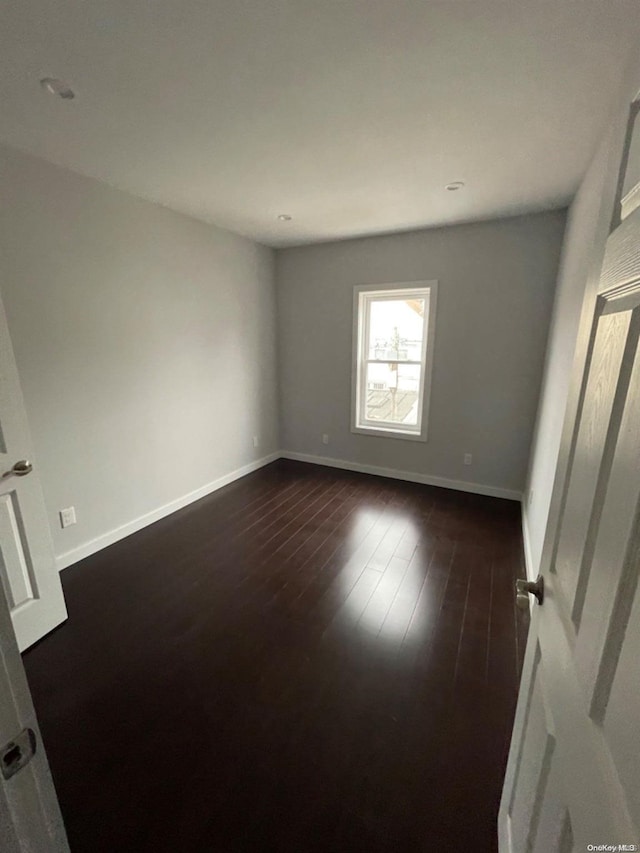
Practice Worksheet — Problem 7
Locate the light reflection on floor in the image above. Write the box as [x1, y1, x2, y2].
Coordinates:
[337, 510, 435, 644]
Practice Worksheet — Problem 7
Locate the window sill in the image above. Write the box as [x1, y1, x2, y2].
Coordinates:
[351, 424, 428, 442]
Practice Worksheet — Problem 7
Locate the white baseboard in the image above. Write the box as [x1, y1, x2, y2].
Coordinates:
[521, 502, 535, 581]
[57, 449, 522, 571]
[281, 451, 522, 501]
[56, 452, 280, 571]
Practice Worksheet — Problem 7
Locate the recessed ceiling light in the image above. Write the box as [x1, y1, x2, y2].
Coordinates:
[40, 77, 75, 100]
[277, 214, 292, 221]
[445, 181, 465, 191]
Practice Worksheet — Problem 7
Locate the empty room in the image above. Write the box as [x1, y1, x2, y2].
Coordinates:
[1, 1, 640, 851]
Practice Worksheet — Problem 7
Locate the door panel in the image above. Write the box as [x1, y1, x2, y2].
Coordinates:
[572, 304, 640, 630]
[0, 563, 69, 850]
[500, 81, 640, 851]
[575, 311, 640, 716]
[603, 578, 640, 829]
[532, 773, 573, 853]
[0, 492, 35, 607]
[508, 646, 556, 852]
[601, 211, 640, 288]
[0, 294, 67, 650]
[553, 309, 631, 617]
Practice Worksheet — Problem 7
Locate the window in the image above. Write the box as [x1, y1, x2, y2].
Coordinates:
[351, 281, 437, 441]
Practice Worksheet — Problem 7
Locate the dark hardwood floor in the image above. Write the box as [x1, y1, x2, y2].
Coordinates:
[24, 459, 529, 852]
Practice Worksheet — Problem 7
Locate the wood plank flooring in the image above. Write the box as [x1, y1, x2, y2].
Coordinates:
[23, 459, 529, 852]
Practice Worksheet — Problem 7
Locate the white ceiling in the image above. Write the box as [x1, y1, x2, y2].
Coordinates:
[0, 0, 638, 247]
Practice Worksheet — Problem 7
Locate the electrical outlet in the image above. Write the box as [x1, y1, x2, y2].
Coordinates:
[322, 433, 329, 445]
[464, 453, 472, 466]
[59, 507, 76, 528]
[529, 489, 534, 504]
[253, 435, 259, 448]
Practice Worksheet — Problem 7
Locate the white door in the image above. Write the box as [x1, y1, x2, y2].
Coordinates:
[0, 562, 69, 851]
[0, 293, 67, 651]
[499, 86, 640, 849]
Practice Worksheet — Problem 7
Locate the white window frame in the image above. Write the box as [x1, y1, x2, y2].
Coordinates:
[351, 280, 437, 442]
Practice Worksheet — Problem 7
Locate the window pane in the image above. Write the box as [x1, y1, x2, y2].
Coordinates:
[364, 363, 421, 426]
[368, 298, 425, 361]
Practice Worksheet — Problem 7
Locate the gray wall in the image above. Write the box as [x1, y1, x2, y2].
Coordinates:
[523, 143, 610, 572]
[523, 49, 640, 576]
[276, 211, 566, 496]
[0, 145, 278, 563]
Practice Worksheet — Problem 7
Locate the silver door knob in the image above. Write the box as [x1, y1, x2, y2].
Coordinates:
[516, 575, 544, 609]
[9, 460, 33, 477]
